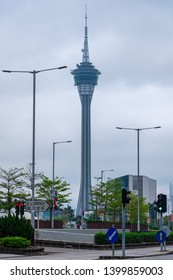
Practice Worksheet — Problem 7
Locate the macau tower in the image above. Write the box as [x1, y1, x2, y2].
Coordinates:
[71, 10, 101, 216]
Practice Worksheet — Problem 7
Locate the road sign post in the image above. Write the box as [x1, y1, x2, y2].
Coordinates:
[161, 225, 170, 237]
[161, 225, 170, 251]
[25, 200, 50, 212]
[106, 227, 119, 256]
[156, 230, 166, 251]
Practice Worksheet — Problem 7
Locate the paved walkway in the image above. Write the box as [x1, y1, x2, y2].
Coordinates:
[0, 245, 173, 260]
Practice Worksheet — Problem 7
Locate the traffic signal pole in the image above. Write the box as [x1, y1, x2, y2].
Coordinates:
[159, 212, 167, 251]
[122, 204, 126, 258]
[153, 193, 167, 252]
[121, 188, 131, 258]
[160, 212, 163, 251]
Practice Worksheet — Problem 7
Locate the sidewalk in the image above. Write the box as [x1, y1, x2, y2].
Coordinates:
[99, 244, 173, 259]
[0, 245, 173, 260]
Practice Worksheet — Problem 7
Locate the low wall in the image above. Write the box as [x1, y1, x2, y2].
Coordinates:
[87, 222, 148, 232]
[35, 220, 63, 229]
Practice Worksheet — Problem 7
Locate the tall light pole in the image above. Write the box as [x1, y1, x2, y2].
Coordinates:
[52, 140, 72, 228]
[101, 169, 114, 183]
[116, 126, 161, 232]
[100, 169, 114, 219]
[2, 66, 67, 229]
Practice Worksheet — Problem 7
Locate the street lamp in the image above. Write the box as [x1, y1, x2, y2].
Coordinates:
[116, 125, 161, 232]
[52, 140, 72, 228]
[2, 66, 67, 229]
[101, 169, 114, 183]
[99, 169, 114, 220]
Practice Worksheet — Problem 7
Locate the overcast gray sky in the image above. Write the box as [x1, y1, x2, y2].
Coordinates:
[1, 0, 173, 208]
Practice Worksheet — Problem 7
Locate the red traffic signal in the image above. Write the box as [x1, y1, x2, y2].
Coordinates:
[15, 201, 25, 216]
[53, 197, 58, 209]
[15, 202, 19, 216]
[20, 202, 25, 216]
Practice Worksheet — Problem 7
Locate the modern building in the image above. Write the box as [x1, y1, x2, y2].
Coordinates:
[168, 182, 173, 213]
[71, 11, 101, 216]
[118, 174, 157, 203]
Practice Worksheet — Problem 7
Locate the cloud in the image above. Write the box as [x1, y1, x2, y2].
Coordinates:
[1, 0, 173, 208]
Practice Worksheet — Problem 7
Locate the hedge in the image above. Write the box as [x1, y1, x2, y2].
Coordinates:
[0, 236, 30, 248]
[0, 215, 34, 241]
[95, 231, 173, 244]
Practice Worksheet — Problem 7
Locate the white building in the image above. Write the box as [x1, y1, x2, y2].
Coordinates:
[118, 174, 157, 203]
[168, 182, 173, 213]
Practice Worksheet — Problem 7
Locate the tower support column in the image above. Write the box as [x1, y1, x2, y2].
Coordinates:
[79, 94, 92, 214]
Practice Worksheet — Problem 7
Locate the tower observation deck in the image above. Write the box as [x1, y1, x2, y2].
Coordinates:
[71, 10, 101, 216]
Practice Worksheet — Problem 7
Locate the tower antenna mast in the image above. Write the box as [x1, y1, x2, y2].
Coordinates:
[82, 4, 90, 63]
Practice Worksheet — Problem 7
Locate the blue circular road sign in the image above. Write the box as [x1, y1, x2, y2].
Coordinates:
[156, 230, 166, 243]
[106, 227, 119, 244]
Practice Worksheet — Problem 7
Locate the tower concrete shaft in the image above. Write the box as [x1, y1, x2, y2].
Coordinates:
[71, 11, 101, 216]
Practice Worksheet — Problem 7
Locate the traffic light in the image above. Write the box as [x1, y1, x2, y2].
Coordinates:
[153, 200, 159, 212]
[122, 188, 131, 207]
[157, 193, 167, 213]
[162, 194, 167, 212]
[53, 197, 58, 209]
[15, 202, 19, 216]
[20, 202, 25, 216]
[53, 190, 58, 209]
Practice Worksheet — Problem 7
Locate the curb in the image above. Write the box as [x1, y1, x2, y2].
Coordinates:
[99, 250, 173, 259]
[36, 239, 173, 250]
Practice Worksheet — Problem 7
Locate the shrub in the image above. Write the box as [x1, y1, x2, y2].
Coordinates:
[95, 232, 107, 244]
[0, 236, 30, 248]
[0, 215, 34, 241]
[140, 232, 156, 242]
[124, 233, 142, 243]
[95, 231, 173, 245]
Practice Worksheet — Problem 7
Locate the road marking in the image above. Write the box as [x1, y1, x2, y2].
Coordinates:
[109, 230, 116, 240]
[160, 232, 163, 241]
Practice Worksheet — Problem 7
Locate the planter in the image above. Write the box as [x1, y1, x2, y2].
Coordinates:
[0, 246, 45, 255]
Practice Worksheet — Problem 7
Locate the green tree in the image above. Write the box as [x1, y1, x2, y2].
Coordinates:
[126, 193, 149, 224]
[106, 179, 122, 222]
[35, 175, 71, 208]
[90, 179, 122, 221]
[63, 204, 74, 219]
[90, 183, 103, 220]
[90, 180, 149, 226]
[23, 164, 43, 194]
[0, 167, 28, 215]
[61, 204, 75, 225]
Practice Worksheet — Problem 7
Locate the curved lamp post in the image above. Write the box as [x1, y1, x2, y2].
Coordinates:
[116, 126, 161, 232]
[2, 66, 67, 229]
[101, 169, 114, 183]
